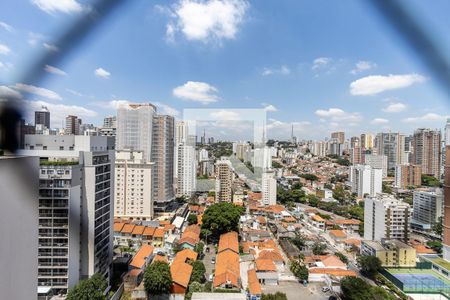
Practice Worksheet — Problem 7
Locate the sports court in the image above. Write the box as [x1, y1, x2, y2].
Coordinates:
[385, 268, 450, 293]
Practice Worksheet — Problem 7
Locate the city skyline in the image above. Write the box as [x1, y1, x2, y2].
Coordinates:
[1, 0, 450, 140]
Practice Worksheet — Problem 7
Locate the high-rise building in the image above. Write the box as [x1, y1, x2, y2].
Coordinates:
[361, 133, 374, 149]
[116, 103, 156, 162]
[20, 135, 115, 297]
[349, 164, 382, 198]
[215, 158, 233, 202]
[310, 141, 327, 157]
[350, 136, 360, 148]
[376, 132, 406, 170]
[199, 148, 209, 162]
[331, 131, 345, 144]
[262, 170, 276, 206]
[1, 156, 39, 300]
[65, 115, 81, 135]
[114, 150, 153, 220]
[35, 106, 50, 129]
[350, 146, 363, 165]
[443, 143, 450, 260]
[152, 115, 175, 212]
[252, 147, 272, 170]
[394, 164, 422, 188]
[365, 154, 388, 178]
[412, 189, 443, 230]
[19, 119, 36, 149]
[412, 128, 441, 178]
[103, 116, 116, 129]
[364, 194, 411, 243]
[328, 138, 343, 156]
[176, 143, 197, 197]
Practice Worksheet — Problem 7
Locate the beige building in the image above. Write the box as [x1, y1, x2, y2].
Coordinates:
[114, 150, 153, 220]
[395, 164, 422, 188]
[412, 128, 441, 178]
[361, 133, 374, 149]
[331, 131, 345, 144]
[215, 158, 233, 202]
[361, 240, 416, 268]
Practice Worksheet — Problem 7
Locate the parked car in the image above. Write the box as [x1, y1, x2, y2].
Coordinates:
[211, 257, 215, 264]
[208, 274, 213, 281]
[322, 287, 330, 293]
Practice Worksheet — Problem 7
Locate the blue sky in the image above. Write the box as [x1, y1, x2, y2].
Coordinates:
[1, 0, 450, 140]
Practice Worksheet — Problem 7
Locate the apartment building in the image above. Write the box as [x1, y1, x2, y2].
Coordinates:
[361, 133, 374, 149]
[65, 115, 81, 135]
[394, 164, 422, 188]
[364, 194, 411, 243]
[114, 150, 153, 220]
[412, 128, 441, 178]
[361, 240, 416, 268]
[412, 189, 443, 229]
[20, 135, 115, 297]
[152, 115, 175, 212]
[365, 154, 388, 178]
[376, 132, 406, 170]
[331, 131, 345, 144]
[349, 164, 382, 198]
[176, 143, 197, 197]
[215, 158, 233, 202]
[262, 170, 276, 206]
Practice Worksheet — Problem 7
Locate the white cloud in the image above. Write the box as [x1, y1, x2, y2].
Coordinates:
[106, 100, 130, 110]
[262, 65, 290, 76]
[31, 0, 83, 14]
[66, 89, 83, 97]
[26, 100, 96, 127]
[382, 102, 406, 113]
[43, 42, 59, 52]
[312, 57, 331, 71]
[14, 83, 62, 100]
[209, 110, 240, 120]
[0, 85, 22, 100]
[402, 113, 448, 123]
[173, 81, 219, 104]
[315, 107, 362, 123]
[161, 0, 249, 43]
[0, 61, 13, 71]
[154, 101, 180, 117]
[44, 65, 67, 76]
[0, 21, 14, 32]
[0, 43, 11, 55]
[94, 67, 111, 79]
[28, 32, 46, 46]
[350, 60, 376, 74]
[350, 73, 426, 96]
[370, 118, 389, 125]
[262, 104, 277, 112]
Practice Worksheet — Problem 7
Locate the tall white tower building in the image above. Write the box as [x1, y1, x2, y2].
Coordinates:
[349, 164, 382, 198]
[262, 170, 277, 206]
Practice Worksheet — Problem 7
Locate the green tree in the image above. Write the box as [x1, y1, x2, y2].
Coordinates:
[300, 173, 319, 181]
[261, 292, 288, 300]
[336, 158, 351, 166]
[335, 252, 348, 264]
[307, 194, 320, 207]
[312, 242, 327, 255]
[190, 260, 206, 284]
[433, 217, 443, 236]
[272, 161, 283, 169]
[290, 233, 306, 250]
[144, 261, 172, 295]
[382, 182, 393, 194]
[290, 259, 309, 282]
[340, 276, 373, 300]
[67, 273, 107, 300]
[201, 202, 244, 239]
[427, 240, 443, 253]
[422, 174, 441, 187]
[185, 282, 204, 300]
[358, 255, 381, 278]
[194, 241, 205, 256]
[358, 222, 364, 236]
[187, 214, 198, 225]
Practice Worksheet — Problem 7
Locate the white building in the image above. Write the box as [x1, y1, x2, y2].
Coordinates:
[176, 144, 197, 197]
[262, 170, 277, 206]
[365, 154, 388, 178]
[116, 103, 156, 162]
[349, 165, 382, 198]
[364, 194, 411, 242]
[412, 189, 443, 229]
[0, 156, 39, 300]
[199, 148, 209, 162]
[252, 147, 272, 170]
[20, 135, 115, 296]
[114, 150, 153, 220]
[215, 158, 233, 202]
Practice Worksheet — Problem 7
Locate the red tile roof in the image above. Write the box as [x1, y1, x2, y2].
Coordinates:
[130, 245, 154, 269]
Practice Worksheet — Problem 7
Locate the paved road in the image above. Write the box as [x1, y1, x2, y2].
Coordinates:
[203, 244, 216, 281]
